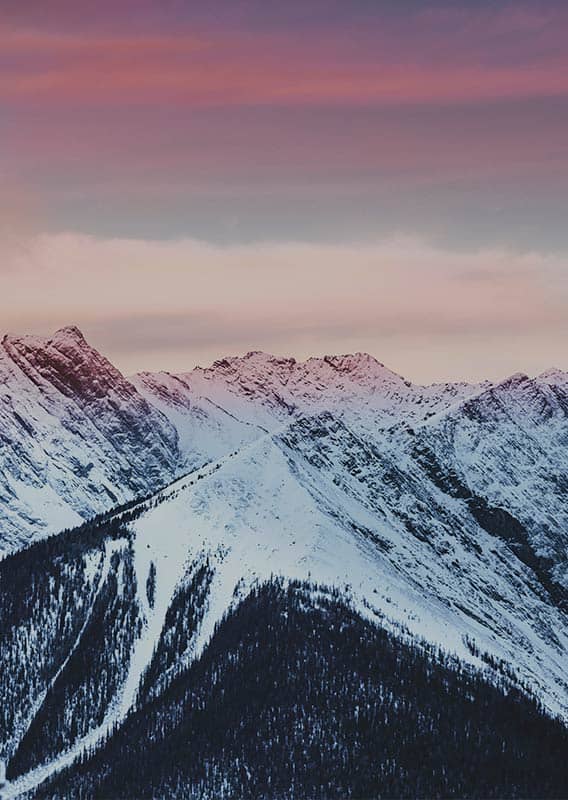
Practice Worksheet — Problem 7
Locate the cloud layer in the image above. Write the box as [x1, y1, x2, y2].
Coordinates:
[3, 233, 566, 382]
[2, 2, 568, 248]
[2, 2, 567, 377]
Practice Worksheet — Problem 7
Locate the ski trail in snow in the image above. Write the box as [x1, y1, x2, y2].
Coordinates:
[3, 569, 177, 797]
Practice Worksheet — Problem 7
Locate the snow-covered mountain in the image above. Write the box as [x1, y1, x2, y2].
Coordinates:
[133, 349, 488, 440]
[0, 330, 486, 552]
[0, 327, 180, 551]
[1, 327, 568, 798]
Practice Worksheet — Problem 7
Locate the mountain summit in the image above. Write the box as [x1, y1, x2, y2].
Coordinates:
[0, 327, 178, 549]
[0, 327, 563, 552]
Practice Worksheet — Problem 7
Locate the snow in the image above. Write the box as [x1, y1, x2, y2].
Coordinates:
[4, 478, 83, 536]
[2, 328, 568, 795]
[0, 328, 179, 552]
[0, 329, 490, 552]
[3, 540, 123, 800]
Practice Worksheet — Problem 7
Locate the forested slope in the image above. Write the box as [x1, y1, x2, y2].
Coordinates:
[33, 581, 568, 800]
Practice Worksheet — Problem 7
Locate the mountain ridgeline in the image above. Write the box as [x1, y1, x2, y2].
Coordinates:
[1, 327, 568, 798]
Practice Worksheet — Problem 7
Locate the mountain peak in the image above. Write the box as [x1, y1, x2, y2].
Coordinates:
[2, 325, 87, 353]
[243, 350, 276, 360]
[312, 352, 408, 387]
[51, 324, 87, 345]
[195, 350, 406, 391]
[1, 324, 130, 401]
[321, 352, 389, 373]
[495, 372, 531, 390]
[538, 367, 568, 386]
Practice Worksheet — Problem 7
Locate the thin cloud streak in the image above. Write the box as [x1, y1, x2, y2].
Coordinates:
[3, 38, 568, 108]
[4, 3, 568, 109]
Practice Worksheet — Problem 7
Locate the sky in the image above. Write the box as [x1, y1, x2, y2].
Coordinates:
[1, 0, 567, 382]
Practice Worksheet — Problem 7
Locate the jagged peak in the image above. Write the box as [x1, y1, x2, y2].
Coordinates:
[243, 350, 279, 361]
[304, 351, 383, 369]
[51, 324, 87, 345]
[2, 330, 45, 349]
[322, 352, 401, 377]
[194, 349, 404, 385]
[194, 351, 283, 372]
[537, 367, 568, 385]
[0, 324, 132, 398]
[325, 351, 383, 366]
[3, 325, 88, 352]
[495, 372, 531, 390]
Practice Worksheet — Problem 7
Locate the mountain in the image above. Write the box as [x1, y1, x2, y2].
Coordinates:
[1, 328, 567, 798]
[0, 326, 180, 551]
[26, 582, 568, 800]
[0, 332, 485, 553]
[133, 349, 487, 437]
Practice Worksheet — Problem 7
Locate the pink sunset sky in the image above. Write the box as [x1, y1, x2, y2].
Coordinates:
[2, 1, 567, 381]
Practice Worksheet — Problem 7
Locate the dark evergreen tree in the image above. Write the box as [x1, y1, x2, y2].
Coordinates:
[32, 580, 568, 800]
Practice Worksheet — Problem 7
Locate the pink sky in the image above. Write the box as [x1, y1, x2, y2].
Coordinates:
[1, 1, 567, 378]
[2, 233, 566, 382]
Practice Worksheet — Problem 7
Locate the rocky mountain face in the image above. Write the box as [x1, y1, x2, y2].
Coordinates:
[0, 327, 179, 550]
[0, 331, 486, 552]
[134, 349, 488, 436]
[1, 328, 567, 798]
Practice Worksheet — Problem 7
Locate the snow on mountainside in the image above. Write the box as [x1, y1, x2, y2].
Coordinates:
[132, 370, 262, 468]
[0, 327, 179, 551]
[1, 327, 568, 795]
[2, 408, 568, 796]
[153, 350, 489, 428]
[123, 417, 568, 718]
[132, 351, 489, 463]
[0, 326, 565, 581]
[416, 372, 568, 590]
[0, 330, 487, 553]
[538, 367, 568, 388]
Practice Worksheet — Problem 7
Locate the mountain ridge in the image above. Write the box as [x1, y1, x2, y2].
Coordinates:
[0, 327, 480, 551]
[1, 325, 566, 555]
[1, 329, 568, 795]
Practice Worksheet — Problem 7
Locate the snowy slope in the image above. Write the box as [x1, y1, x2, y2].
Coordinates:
[0, 338, 568, 796]
[3, 427, 567, 797]
[118, 367, 568, 723]
[0, 331, 488, 553]
[132, 370, 262, 468]
[0, 327, 180, 551]
[415, 372, 568, 591]
[122, 414, 568, 718]
[136, 350, 489, 434]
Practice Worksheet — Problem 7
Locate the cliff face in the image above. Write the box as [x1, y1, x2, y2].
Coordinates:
[0, 326, 179, 550]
